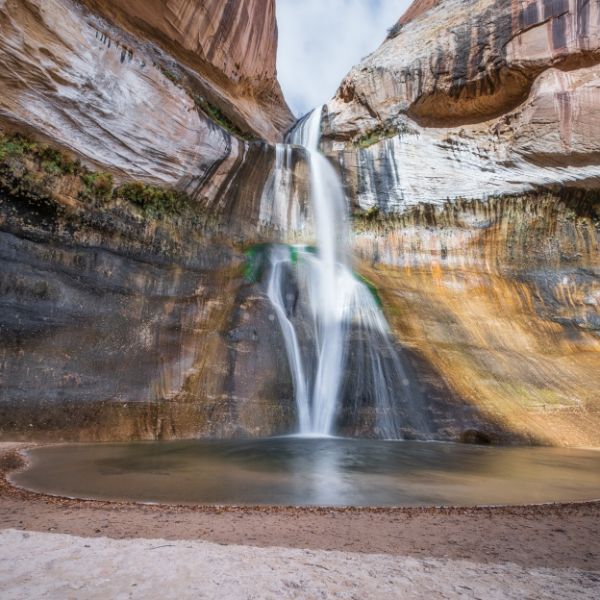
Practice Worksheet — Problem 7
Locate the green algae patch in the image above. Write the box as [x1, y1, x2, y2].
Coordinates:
[243, 244, 270, 283]
[355, 273, 383, 307]
[291, 245, 317, 263]
[243, 242, 384, 309]
[244, 244, 320, 282]
[354, 128, 397, 149]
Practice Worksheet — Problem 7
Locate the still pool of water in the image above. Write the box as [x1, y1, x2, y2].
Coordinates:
[11, 439, 600, 507]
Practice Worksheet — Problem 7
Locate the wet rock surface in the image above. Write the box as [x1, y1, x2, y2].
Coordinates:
[0, 144, 294, 440]
[352, 193, 600, 446]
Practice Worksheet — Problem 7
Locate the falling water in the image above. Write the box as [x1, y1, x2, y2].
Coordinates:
[264, 107, 429, 439]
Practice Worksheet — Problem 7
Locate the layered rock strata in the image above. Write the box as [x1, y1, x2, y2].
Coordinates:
[78, 0, 291, 140]
[0, 144, 295, 440]
[323, 0, 600, 209]
[0, 0, 293, 195]
[320, 0, 600, 446]
[354, 192, 600, 446]
[0, 0, 295, 440]
[1, 0, 599, 446]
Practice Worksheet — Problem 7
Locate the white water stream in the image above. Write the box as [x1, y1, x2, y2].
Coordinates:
[265, 107, 427, 438]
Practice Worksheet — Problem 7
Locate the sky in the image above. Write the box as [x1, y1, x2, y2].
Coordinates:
[276, 0, 412, 117]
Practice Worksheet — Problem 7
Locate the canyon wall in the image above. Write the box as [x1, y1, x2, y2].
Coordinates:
[78, 0, 291, 140]
[324, 0, 600, 446]
[0, 0, 293, 192]
[0, 0, 599, 446]
[0, 0, 296, 441]
[323, 0, 600, 209]
[354, 192, 600, 446]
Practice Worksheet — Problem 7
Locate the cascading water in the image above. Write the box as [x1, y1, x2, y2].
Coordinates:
[264, 107, 430, 439]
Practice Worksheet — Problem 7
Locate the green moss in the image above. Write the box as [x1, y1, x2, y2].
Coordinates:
[355, 206, 380, 222]
[0, 135, 40, 161]
[354, 127, 397, 149]
[243, 244, 383, 309]
[114, 182, 187, 218]
[155, 61, 254, 142]
[37, 145, 79, 176]
[0, 134, 80, 176]
[193, 95, 255, 142]
[160, 66, 181, 85]
[80, 172, 114, 203]
[1, 131, 195, 221]
[352, 206, 386, 233]
[243, 244, 270, 283]
[355, 273, 383, 307]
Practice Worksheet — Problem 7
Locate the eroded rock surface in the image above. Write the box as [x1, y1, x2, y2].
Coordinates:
[353, 193, 600, 447]
[323, 0, 600, 209]
[0, 0, 599, 446]
[0, 159, 295, 440]
[79, 0, 292, 140]
[0, 0, 292, 196]
[0, 0, 295, 440]
[318, 0, 600, 445]
[329, 0, 600, 132]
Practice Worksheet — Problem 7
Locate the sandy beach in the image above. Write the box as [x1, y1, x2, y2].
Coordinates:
[1, 443, 599, 598]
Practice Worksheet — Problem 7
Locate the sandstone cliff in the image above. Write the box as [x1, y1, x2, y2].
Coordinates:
[0, 0, 296, 441]
[79, 0, 292, 139]
[0, 0, 293, 196]
[1, 0, 599, 446]
[322, 0, 600, 446]
[323, 0, 600, 209]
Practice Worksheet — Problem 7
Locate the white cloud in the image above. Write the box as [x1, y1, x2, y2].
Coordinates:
[276, 0, 412, 117]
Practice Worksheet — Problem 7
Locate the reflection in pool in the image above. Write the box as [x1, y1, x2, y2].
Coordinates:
[11, 438, 600, 507]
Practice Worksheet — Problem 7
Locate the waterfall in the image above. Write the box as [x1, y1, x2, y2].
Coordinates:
[264, 107, 429, 439]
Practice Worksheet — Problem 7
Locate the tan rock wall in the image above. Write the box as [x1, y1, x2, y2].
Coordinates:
[353, 194, 600, 446]
[327, 0, 600, 135]
[323, 0, 600, 209]
[79, 0, 293, 140]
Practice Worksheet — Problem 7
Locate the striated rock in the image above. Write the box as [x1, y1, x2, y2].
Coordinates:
[1, 0, 599, 448]
[353, 193, 600, 447]
[323, 0, 600, 210]
[0, 0, 291, 200]
[78, 0, 292, 140]
[0, 149, 296, 440]
[318, 0, 600, 446]
[328, 64, 600, 210]
[0, 0, 295, 440]
[329, 0, 600, 132]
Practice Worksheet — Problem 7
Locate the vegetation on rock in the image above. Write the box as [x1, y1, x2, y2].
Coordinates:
[193, 95, 255, 142]
[156, 61, 256, 142]
[115, 182, 187, 219]
[80, 172, 114, 203]
[354, 128, 397, 149]
[0, 132, 193, 221]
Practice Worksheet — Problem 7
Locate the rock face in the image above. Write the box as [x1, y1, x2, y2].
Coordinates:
[0, 0, 296, 440]
[0, 0, 293, 196]
[79, 0, 291, 140]
[0, 144, 296, 440]
[323, 0, 600, 209]
[320, 0, 600, 446]
[1, 0, 599, 447]
[329, 0, 600, 132]
[354, 192, 600, 447]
